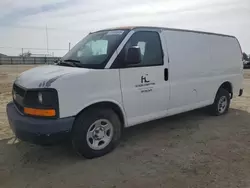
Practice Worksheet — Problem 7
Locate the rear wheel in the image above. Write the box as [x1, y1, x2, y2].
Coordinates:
[71, 107, 122, 159]
[210, 88, 230, 116]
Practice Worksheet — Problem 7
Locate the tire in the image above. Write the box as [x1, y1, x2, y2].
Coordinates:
[210, 88, 230, 116]
[71, 107, 122, 159]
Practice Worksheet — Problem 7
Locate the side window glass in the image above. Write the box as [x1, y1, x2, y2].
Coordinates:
[112, 31, 163, 68]
[137, 41, 146, 57]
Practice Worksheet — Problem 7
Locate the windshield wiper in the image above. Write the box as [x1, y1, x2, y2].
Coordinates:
[64, 59, 81, 63]
[56, 59, 83, 67]
[64, 59, 85, 67]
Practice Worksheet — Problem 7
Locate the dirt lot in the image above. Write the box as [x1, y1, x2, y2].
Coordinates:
[1, 65, 250, 188]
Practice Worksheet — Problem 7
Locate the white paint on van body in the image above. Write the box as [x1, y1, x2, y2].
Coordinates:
[14, 27, 243, 128]
[163, 30, 243, 114]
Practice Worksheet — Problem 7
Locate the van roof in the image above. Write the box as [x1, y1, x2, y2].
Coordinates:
[97, 26, 235, 38]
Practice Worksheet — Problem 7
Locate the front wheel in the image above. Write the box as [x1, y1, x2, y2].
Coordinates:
[210, 88, 230, 116]
[71, 107, 122, 159]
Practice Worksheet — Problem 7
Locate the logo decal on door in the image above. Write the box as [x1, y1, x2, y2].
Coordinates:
[135, 74, 155, 93]
[141, 74, 150, 83]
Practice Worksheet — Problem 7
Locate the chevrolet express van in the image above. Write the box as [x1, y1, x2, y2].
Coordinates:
[6, 26, 244, 158]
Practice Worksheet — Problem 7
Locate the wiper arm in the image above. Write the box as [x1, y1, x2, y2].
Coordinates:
[64, 59, 85, 68]
[56, 59, 84, 67]
[64, 59, 81, 63]
[56, 60, 76, 67]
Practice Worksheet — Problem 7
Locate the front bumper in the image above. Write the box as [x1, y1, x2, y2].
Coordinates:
[6, 102, 75, 145]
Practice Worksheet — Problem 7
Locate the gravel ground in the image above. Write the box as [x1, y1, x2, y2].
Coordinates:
[1, 65, 250, 188]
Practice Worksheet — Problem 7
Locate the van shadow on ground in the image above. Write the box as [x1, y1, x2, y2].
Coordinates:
[1, 108, 249, 164]
[1, 107, 250, 187]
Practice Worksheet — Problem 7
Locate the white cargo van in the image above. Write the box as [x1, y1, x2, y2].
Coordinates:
[7, 26, 244, 158]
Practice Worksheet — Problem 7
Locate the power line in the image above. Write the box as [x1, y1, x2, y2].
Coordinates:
[0, 25, 86, 32]
[0, 46, 68, 51]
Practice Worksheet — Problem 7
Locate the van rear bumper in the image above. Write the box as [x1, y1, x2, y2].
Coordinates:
[6, 102, 74, 145]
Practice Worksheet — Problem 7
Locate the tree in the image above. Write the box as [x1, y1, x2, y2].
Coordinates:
[243, 52, 249, 61]
[19, 51, 32, 57]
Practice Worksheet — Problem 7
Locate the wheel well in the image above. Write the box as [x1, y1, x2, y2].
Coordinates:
[76, 102, 125, 127]
[219, 82, 233, 98]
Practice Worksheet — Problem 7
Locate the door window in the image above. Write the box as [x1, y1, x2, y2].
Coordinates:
[112, 31, 163, 68]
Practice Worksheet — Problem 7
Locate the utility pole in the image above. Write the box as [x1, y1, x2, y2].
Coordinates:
[46, 25, 49, 54]
[69, 42, 71, 51]
[21, 48, 23, 56]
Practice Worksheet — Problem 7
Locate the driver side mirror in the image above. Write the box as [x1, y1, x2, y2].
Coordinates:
[125, 46, 141, 65]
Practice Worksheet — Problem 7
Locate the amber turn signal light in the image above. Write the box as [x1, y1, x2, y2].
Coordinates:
[24, 107, 56, 117]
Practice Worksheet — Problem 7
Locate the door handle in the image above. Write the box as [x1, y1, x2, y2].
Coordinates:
[164, 68, 168, 81]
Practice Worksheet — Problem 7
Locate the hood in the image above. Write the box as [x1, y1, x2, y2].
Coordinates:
[14, 65, 90, 88]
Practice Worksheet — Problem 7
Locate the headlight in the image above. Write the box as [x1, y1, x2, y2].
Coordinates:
[24, 89, 59, 118]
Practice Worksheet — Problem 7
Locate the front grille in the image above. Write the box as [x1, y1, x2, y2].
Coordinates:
[13, 84, 26, 97]
[12, 84, 59, 118]
[13, 83, 26, 114]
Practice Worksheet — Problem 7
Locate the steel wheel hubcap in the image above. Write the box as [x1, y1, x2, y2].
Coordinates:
[218, 96, 227, 113]
[86, 119, 113, 150]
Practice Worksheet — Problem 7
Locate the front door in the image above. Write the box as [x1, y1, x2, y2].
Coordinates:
[113, 30, 170, 126]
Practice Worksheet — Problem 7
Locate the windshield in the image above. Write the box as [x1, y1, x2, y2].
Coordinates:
[61, 29, 129, 69]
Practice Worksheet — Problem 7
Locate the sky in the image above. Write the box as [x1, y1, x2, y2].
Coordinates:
[0, 0, 249, 56]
